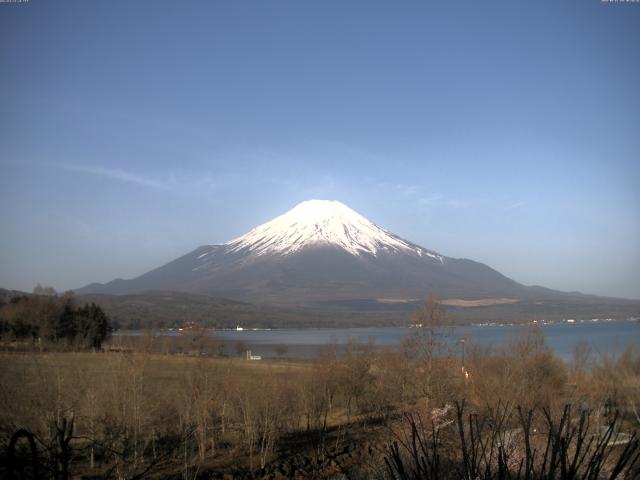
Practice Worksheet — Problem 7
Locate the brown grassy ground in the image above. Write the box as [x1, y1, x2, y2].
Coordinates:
[0, 351, 312, 398]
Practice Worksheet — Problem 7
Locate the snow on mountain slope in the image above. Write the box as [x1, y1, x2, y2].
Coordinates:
[221, 199, 444, 261]
[75, 199, 550, 302]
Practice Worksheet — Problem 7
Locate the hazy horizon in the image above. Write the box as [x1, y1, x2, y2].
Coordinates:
[1, 1, 639, 299]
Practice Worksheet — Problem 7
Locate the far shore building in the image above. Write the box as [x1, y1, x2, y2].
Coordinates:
[246, 350, 261, 361]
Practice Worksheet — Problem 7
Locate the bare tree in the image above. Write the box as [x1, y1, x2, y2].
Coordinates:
[405, 294, 454, 404]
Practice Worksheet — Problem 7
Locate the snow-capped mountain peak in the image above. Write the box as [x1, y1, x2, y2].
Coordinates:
[223, 199, 444, 260]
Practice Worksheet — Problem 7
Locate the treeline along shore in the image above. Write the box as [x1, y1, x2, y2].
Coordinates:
[0, 293, 639, 479]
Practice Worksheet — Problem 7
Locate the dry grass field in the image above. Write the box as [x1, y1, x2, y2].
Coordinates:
[1, 331, 639, 479]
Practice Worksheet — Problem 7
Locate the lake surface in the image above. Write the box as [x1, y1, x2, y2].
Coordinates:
[167, 319, 640, 360]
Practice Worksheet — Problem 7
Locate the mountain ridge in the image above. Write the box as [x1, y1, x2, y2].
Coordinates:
[75, 200, 639, 314]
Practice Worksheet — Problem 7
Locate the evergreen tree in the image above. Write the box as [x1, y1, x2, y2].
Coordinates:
[76, 303, 109, 349]
[54, 303, 78, 342]
[0, 292, 110, 348]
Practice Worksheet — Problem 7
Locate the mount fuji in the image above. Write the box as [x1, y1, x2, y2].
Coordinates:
[77, 200, 544, 305]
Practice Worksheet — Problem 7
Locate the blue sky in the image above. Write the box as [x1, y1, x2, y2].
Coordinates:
[1, 1, 639, 299]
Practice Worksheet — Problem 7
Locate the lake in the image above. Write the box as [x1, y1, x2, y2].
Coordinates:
[159, 319, 640, 360]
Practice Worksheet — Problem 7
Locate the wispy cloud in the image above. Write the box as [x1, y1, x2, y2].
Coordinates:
[374, 181, 523, 212]
[51, 163, 169, 189]
[376, 182, 471, 209]
[502, 201, 525, 211]
[49, 162, 322, 196]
